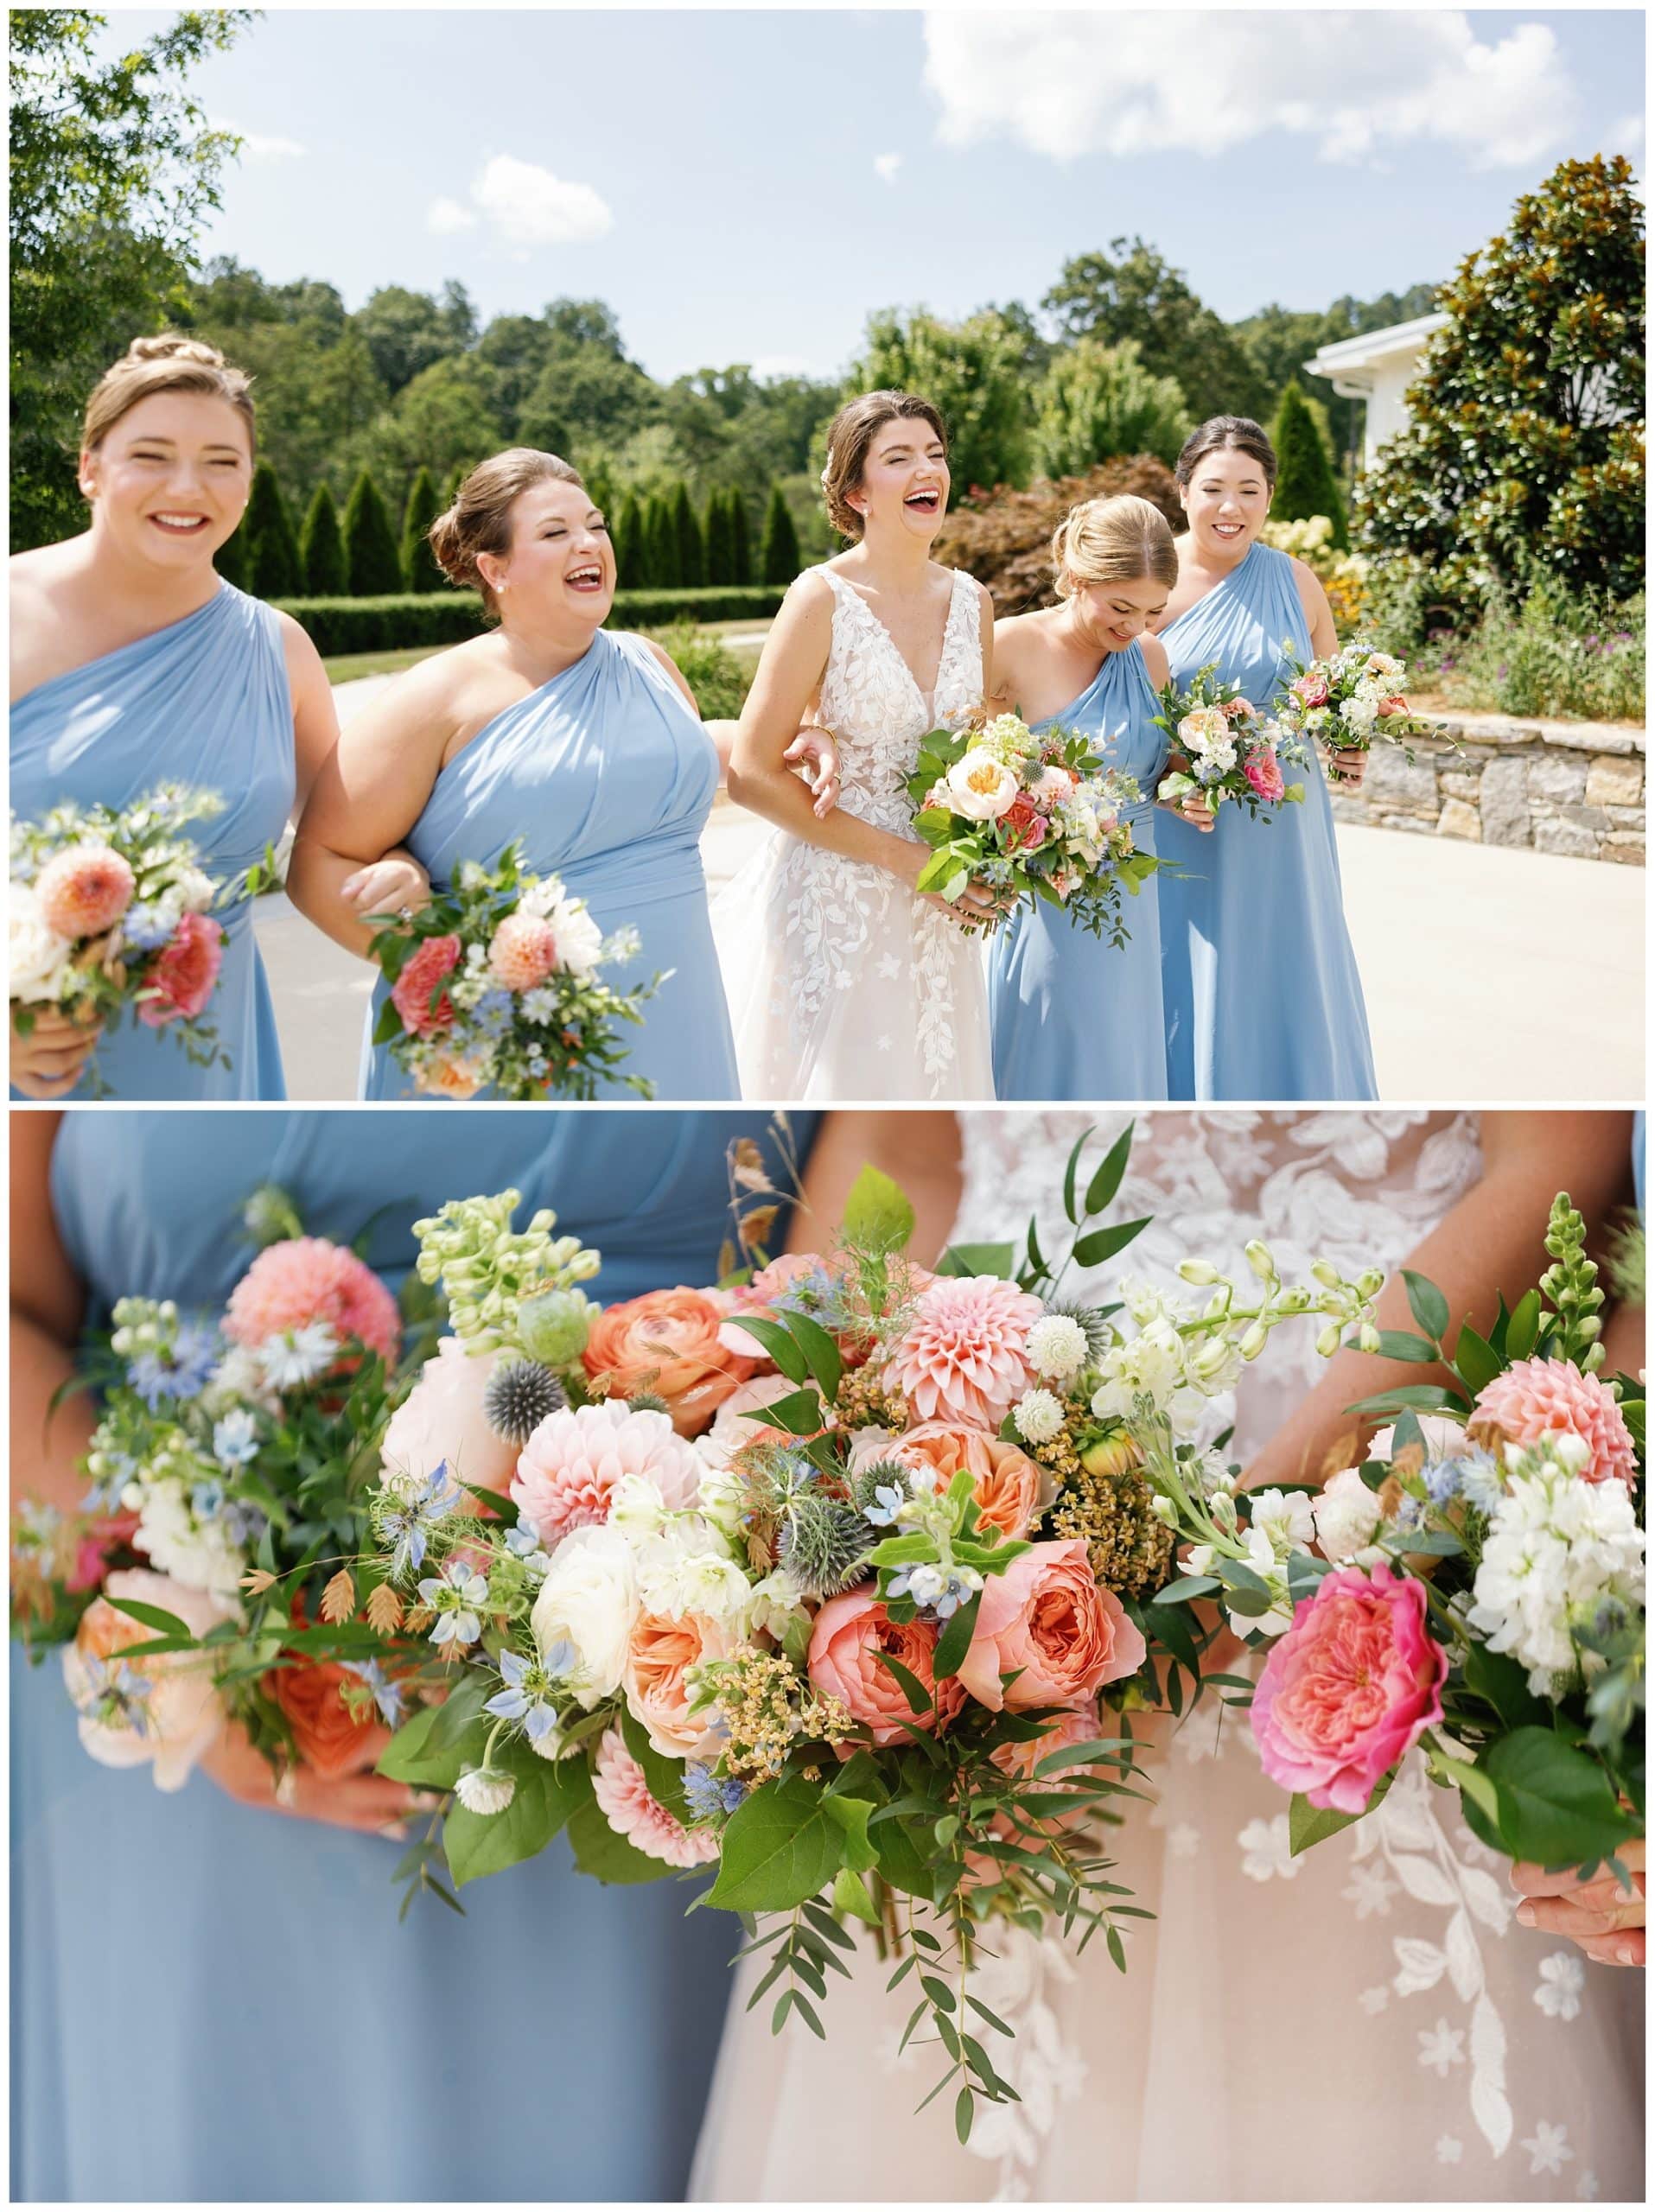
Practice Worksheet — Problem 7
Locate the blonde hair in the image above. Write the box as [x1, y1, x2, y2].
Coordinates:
[82, 334, 257, 460]
[1051, 495, 1178, 598]
[820, 390, 948, 538]
[428, 448, 585, 612]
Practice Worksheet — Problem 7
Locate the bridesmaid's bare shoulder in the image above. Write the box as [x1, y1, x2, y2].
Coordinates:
[1137, 632, 1171, 689]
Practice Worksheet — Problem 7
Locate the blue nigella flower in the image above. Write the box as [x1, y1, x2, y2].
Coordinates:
[80, 1655, 153, 1734]
[82, 1452, 139, 1514]
[342, 1657, 407, 1729]
[417, 1556, 490, 1648]
[213, 1409, 260, 1467]
[683, 1764, 748, 1821]
[382, 1461, 463, 1579]
[484, 1647, 565, 1743]
[122, 903, 178, 951]
[504, 1520, 551, 1574]
[126, 1319, 220, 1408]
[473, 989, 514, 1041]
[863, 1483, 906, 1529]
[190, 1477, 226, 1522]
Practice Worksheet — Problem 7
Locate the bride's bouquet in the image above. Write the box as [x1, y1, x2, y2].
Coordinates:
[1265, 639, 1437, 785]
[367, 840, 659, 1100]
[903, 709, 1158, 944]
[10, 786, 231, 1091]
[1143, 1193, 1645, 1876]
[1152, 664, 1305, 819]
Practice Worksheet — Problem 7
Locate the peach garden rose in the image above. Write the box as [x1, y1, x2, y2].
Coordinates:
[957, 1538, 1146, 1713]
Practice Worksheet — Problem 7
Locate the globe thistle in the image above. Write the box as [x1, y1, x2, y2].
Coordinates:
[482, 1358, 566, 1443]
[778, 1494, 874, 1599]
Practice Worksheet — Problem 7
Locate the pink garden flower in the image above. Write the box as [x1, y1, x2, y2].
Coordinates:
[1251, 1561, 1448, 1814]
[1243, 747, 1286, 804]
[1469, 1357, 1637, 1486]
[225, 1236, 402, 1367]
[487, 912, 559, 992]
[381, 1338, 519, 1494]
[64, 1569, 238, 1790]
[1292, 671, 1330, 709]
[591, 1727, 718, 1866]
[807, 1588, 964, 1745]
[880, 1275, 1045, 1428]
[35, 843, 136, 938]
[957, 1539, 1145, 1712]
[512, 1400, 703, 1546]
[137, 912, 223, 1027]
[391, 934, 461, 1038]
[1219, 695, 1257, 722]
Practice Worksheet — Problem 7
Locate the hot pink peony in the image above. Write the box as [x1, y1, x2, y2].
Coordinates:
[1243, 747, 1285, 803]
[488, 912, 559, 992]
[958, 1539, 1145, 1712]
[807, 1589, 964, 1745]
[512, 1400, 703, 1546]
[137, 912, 223, 1027]
[381, 1338, 518, 1494]
[880, 1275, 1044, 1428]
[391, 933, 461, 1037]
[591, 1727, 718, 1866]
[35, 843, 136, 938]
[226, 1236, 402, 1367]
[1251, 1561, 1447, 1814]
[1469, 1357, 1637, 1486]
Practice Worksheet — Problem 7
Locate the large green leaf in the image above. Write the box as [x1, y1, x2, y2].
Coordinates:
[1401, 1269, 1450, 1342]
[1481, 1727, 1641, 1866]
[938, 1241, 1016, 1281]
[705, 1776, 846, 1912]
[1073, 1216, 1151, 1269]
[1289, 1769, 1391, 1854]
[1083, 1123, 1136, 1217]
[786, 1312, 843, 1402]
[445, 1746, 591, 1888]
[725, 1313, 810, 1384]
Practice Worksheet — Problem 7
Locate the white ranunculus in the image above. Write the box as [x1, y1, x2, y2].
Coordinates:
[1312, 1465, 1385, 1564]
[10, 884, 75, 1003]
[63, 1568, 239, 1791]
[945, 748, 1019, 821]
[548, 894, 604, 979]
[531, 1522, 639, 1705]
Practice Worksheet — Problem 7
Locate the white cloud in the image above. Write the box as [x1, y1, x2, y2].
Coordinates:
[425, 155, 613, 257]
[427, 195, 477, 237]
[874, 151, 903, 184]
[922, 11, 1581, 172]
[213, 117, 304, 159]
[750, 353, 813, 379]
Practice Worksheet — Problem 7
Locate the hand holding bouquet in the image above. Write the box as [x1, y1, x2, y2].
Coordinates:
[904, 709, 1158, 945]
[1268, 639, 1437, 785]
[10, 786, 230, 1093]
[367, 841, 659, 1100]
[1153, 664, 1305, 820]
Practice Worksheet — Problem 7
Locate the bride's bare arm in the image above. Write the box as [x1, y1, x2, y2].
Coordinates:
[1243, 1110, 1636, 1491]
[786, 1111, 964, 1266]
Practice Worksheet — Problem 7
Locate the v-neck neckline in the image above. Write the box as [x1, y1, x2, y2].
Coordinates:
[830, 567, 961, 715]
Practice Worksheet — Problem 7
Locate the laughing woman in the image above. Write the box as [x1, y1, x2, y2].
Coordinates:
[1153, 416, 1378, 1101]
[10, 337, 349, 1102]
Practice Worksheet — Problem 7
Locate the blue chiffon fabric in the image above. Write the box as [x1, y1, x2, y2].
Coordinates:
[11, 1109, 818, 2202]
[988, 639, 1168, 1101]
[10, 584, 293, 1101]
[1155, 543, 1377, 1101]
[358, 631, 739, 1101]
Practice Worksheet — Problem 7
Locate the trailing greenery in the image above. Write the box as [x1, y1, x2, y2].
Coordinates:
[298, 480, 347, 595]
[341, 466, 403, 596]
[242, 460, 300, 598]
[399, 464, 443, 592]
[273, 584, 785, 658]
[1271, 384, 1347, 547]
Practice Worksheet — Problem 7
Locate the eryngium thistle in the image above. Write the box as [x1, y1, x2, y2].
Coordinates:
[482, 1358, 566, 1443]
[779, 1495, 874, 1598]
[1043, 1299, 1112, 1362]
[850, 1459, 913, 1514]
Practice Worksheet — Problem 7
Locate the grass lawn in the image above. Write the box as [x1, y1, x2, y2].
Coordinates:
[321, 614, 774, 687]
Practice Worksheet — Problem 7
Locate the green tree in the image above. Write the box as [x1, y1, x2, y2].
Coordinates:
[703, 487, 733, 586]
[729, 486, 754, 586]
[214, 514, 248, 588]
[614, 491, 647, 588]
[1271, 382, 1347, 545]
[1357, 155, 1645, 611]
[672, 480, 705, 588]
[400, 463, 444, 591]
[854, 307, 1033, 495]
[10, 8, 253, 547]
[242, 460, 300, 597]
[360, 354, 504, 487]
[342, 467, 403, 596]
[761, 482, 802, 584]
[1043, 237, 1271, 428]
[1030, 337, 1191, 476]
[354, 281, 475, 395]
[583, 465, 616, 521]
[645, 493, 680, 588]
[298, 480, 347, 594]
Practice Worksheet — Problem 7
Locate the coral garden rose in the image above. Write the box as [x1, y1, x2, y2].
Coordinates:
[1469, 1357, 1638, 1487]
[512, 1400, 703, 1546]
[226, 1235, 402, 1369]
[35, 842, 136, 938]
[958, 1538, 1146, 1712]
[487, 911, 559, 992]
[591, 1727, 717, 1867]
[380, 1337, 518, 1497]
[872, 1418, 1053, 1542]
[420, 1051, 489, 1102]
[880, 1275, 1044, 1430]
[63, 1569, 237, 1790]
[1001, 792, 1050, 854]
[1251, 1560, 1448, 1815]
[391, 933, 461, 1038]
[807, 1589, 965, 1744]
[583, 1287, 756, 1436]
[265, 1653, 389, 1779]
[1243, 747, 1286, 803]
[1292, 671, 1331, 709]
[137, 911, 223, 1027]
[623, 1608, 734, 1760]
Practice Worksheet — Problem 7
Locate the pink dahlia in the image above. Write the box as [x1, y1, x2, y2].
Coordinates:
[880, 1275, 1044, 1428]
[225, 1236, 402, 1367]
[391, 934, 461, 1038]
[1470, 1357, 1637, 1486]
[1243, 747, 1285, 804]
[35, 843, 136, 938]
[591, 1728, 718, 1866]
[512, 1400, 702, 1546]
[488, 912, 558, 992]
[137, 912, 222, 1027]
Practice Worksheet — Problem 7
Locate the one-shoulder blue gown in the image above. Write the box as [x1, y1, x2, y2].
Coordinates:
[10, 583, 293, 1101]
[359, 631, 740, 1101]
[11, 1109, 818, 2202]
[988, 640, 1168, 1101]
[1155, 543, 1377, 1101]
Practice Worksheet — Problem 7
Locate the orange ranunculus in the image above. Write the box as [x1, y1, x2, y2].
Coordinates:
[266, 1654, 390, 1780]
[582, 1287, 757, 1437]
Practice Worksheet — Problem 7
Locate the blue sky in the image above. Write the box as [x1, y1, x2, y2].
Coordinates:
[124, 6, 1645, 380]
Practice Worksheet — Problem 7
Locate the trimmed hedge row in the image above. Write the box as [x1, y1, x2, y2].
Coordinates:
[274, 585, 787, 658]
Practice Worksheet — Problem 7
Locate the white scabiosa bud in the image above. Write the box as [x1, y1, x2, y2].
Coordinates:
[454, 1764, 516, 1815]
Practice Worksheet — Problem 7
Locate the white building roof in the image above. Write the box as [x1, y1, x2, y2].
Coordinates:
[1304, 312, 1449, 380]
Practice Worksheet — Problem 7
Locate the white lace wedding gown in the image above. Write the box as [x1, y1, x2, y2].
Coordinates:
[691, 1112, 1645, 2203]
[715, 565, 995, 1101]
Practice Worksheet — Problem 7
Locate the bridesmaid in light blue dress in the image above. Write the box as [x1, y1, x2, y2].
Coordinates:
[988, 494, 1213, 1101]
[289, 452, 762, 1102]
[8, 335, 361, 1102]
[1154, 416, 1378, 1102]
[11, 1107, 820, 2202]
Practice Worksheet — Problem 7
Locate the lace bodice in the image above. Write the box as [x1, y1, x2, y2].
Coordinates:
[817, 566, 983, 834]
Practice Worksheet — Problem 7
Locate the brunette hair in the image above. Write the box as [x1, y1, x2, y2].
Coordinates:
[81, 334, 256, 461]
[427, 448, 586, 611]
[1174, 415, 1277, 493]
[1051, 495, 1178, 598]
[820, 390, 948, 538]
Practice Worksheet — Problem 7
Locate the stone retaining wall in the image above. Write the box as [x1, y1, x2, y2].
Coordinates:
[1326, 713, 1645, 864]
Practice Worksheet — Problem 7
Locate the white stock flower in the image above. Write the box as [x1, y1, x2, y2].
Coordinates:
[608, 1471, 668, 1535]
[1247, 1488, 1316, 1560]
[1312, 1465, 1386, 1565]
[548, 894, 604, 978]
[531, 1522, 639, 1706]
[1467, 1462, 1645, 1693]
[742, 1567, 808, 1643]
[131, 1477, 246, 1599]
[945, 747, 1019, 821]
[635, 1516, 750, 1625]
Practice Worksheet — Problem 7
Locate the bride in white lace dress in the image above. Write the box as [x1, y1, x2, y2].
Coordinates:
[692, 1109, 1644, 2203]
[717, 392, 997, 1100]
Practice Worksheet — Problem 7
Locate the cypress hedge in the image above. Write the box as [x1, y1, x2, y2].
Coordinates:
[401, 466, 446, 592]
[672, 480, 705, 589]
[343, 468, 405, 595]
[1272, 384, 1348, 547]
[299, 483, 347, 596]
[761, 484, 802, 585]
[703, 488, 733, 587]
[645, 493, 679, 589]
[729, 487, 753, 587]
[277, 584, 787, 658]
[244, 462, 301, 600]
[614, 492, 647, 588]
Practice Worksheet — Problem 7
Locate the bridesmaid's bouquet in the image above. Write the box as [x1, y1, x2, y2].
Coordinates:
[903, 709, 1159, 944]
[11, 1194, 429, 1795]
[1266, 639, 1437, 785]
[1152, 664, 1306, 819]
[366, 841, 659, 1102]
[9, 786, 231, 1091]
[1144, 1193, 1645, 1878]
